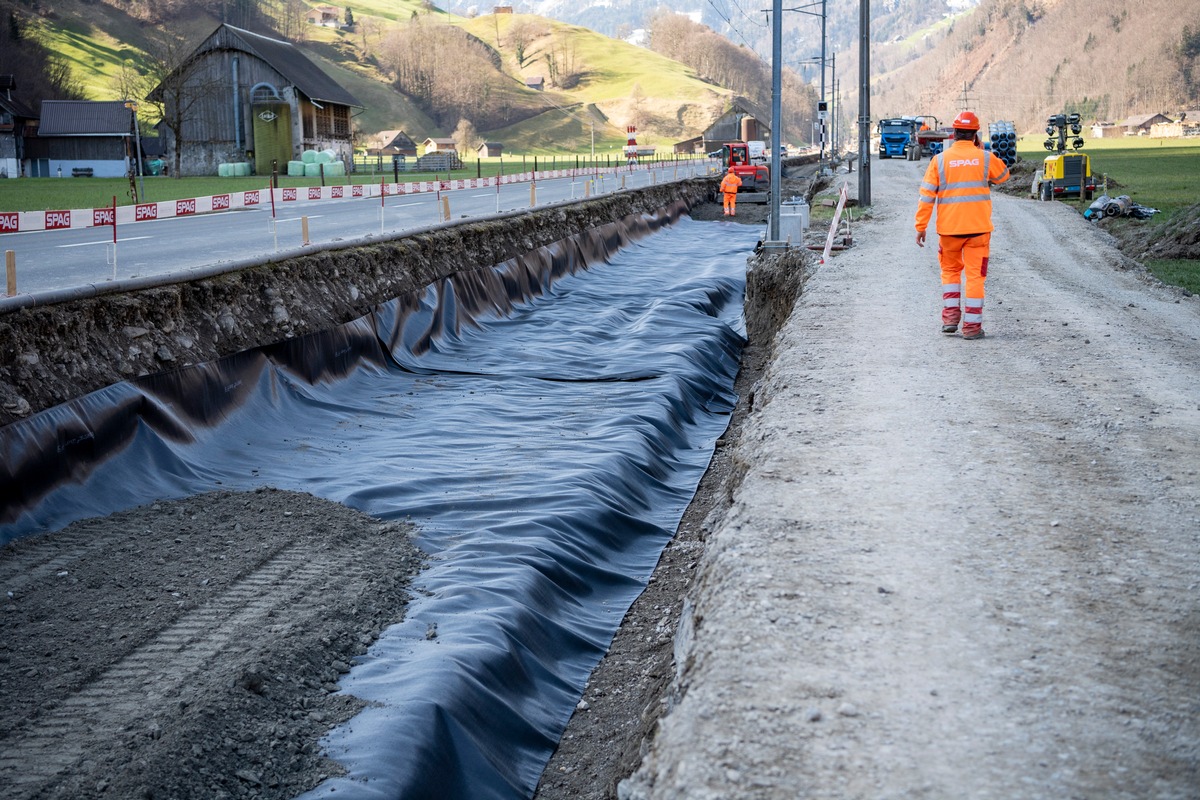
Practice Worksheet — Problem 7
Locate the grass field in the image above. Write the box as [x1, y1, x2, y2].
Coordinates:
[1017, 136, 1200, 293]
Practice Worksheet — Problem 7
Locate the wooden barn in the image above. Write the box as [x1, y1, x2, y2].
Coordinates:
[147, 24, 362, 177]
[699, 97, 771, 153]
[24, 100, 136, 178]
[366, 130, 418, 157]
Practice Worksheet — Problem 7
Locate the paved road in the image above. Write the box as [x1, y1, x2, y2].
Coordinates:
[0, 164, 707, 295]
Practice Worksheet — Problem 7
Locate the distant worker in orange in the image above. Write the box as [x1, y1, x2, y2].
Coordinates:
[719, 166, 742, 216]
[915, 110, 1010, 339]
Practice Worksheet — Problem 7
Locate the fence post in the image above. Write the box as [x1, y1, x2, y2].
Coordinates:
[5, 250, 15, 297]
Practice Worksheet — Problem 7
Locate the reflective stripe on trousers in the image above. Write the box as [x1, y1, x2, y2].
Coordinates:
[938, 232, 990, 322]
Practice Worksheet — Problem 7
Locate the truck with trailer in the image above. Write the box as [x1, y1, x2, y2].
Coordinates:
[913, 116, 951, 157]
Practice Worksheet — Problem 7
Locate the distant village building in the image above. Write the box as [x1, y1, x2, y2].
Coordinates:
[1149, 111, 1200, 138]
[147, 24, 362, 177]
[366, 130, 418, 157]
[1115, 113, 1172, 136]
[524, 76, 545, 91]
[494, 6, 514, 14]
[422, 137, 458, 154]
[477, 141, 503, 157]
[305, 6, 343, 27]
[25, 100, 138, 178]
[0, 75, 38, 178]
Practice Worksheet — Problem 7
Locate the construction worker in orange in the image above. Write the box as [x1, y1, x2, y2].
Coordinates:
[915, 110, 1010, 339]
[719, 166, 742, 216]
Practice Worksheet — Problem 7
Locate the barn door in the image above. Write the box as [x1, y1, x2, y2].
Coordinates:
[251, 101, 292, 178]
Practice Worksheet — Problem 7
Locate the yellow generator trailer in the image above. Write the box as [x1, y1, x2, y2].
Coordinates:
[1040, 153, 1096, 201]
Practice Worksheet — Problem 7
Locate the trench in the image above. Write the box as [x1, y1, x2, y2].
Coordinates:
[0, 193, 767, 797]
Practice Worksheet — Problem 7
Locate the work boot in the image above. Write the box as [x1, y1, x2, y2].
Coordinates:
[961, 322, 985, 340]
[941, 308, 960, 334]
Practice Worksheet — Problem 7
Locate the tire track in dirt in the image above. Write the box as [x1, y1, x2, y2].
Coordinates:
[0, 488, 423, 800]
[1, 548, 328, 795]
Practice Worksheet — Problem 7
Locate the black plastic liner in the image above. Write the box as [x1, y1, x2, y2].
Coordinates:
[0, 213, 759, 799]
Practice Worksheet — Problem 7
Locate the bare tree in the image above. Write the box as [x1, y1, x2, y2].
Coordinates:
[508, 19, 543, 68]
[0, 3, 86, 106]
[451, 118, 480, 153]
[379, 22, 499, 127]
[630, 82, 645, 129]
[142, 39, 225, 178]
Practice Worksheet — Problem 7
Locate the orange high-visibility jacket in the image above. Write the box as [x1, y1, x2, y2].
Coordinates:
[915, 140, 1010, 235]
[719, 172, 742, 194]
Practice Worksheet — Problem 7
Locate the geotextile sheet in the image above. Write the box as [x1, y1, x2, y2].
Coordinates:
[0, 211, 759, 799]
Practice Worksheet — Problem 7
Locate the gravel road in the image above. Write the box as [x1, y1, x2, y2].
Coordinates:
[619, 157, 1200, 798]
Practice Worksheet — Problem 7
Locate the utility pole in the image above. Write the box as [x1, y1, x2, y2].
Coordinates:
[769, 0, 783, 242]
[819, 0, 827, 174]
[857, 0, 871, 206]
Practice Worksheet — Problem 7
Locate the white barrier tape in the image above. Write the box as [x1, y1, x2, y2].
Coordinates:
[0, 160, 714, 233]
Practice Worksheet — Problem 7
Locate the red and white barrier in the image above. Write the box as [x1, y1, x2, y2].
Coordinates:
[0, 160, 712, 234]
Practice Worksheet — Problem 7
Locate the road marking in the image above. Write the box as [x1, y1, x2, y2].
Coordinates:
[276, 215, 327, 223]
[58, 236, 153, 248]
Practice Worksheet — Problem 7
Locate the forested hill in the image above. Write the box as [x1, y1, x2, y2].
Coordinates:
[871, 0, 1200, 130]
[0, 0, 822, 150]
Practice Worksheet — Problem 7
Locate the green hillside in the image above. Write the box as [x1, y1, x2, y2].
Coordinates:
[18, 0, 736, 152]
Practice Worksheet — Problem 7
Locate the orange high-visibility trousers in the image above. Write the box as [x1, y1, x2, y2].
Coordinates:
[938, 232, 990, 326]
[723, 192, 737, 215]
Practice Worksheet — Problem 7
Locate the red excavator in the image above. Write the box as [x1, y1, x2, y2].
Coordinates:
[720, 141, 769, 201]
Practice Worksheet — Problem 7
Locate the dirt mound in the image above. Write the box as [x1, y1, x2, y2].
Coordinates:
[993, 157, 1038, 196]
[0, 488, 422, 800]
[1092, 200, 1200, 265]
[1142, 201, 1200, 259]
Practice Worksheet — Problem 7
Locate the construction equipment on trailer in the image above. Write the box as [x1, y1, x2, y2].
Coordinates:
[720, 141, 770, 202]
[914, 116, 951, 157]
[1034, 113, 1097, 201]
[878, 118, 920, 160]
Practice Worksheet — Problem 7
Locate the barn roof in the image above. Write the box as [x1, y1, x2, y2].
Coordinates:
[180, 24, 362, 109]
[0, 75, 38, 120]
[37, 100, 132, 136]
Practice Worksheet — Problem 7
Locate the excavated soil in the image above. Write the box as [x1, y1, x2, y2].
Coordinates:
[0, 488, 422, 799]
